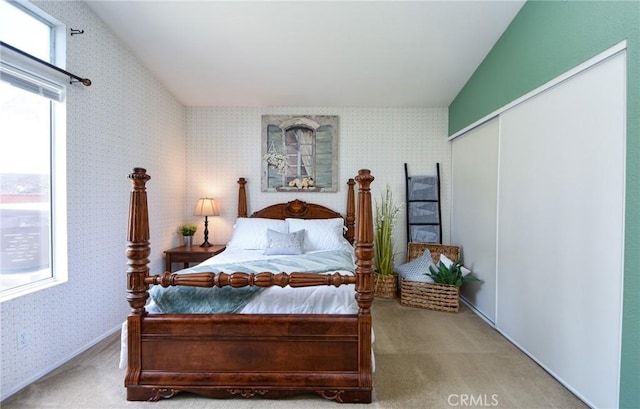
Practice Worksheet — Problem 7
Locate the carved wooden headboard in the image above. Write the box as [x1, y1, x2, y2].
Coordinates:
[235, 177, 356, 244]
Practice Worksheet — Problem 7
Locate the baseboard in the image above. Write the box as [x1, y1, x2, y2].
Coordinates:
[459, 296, 495, 327]
[1, 324, 121, 401]
[459, 297, 593, 408]
[494, 328, 594, 408]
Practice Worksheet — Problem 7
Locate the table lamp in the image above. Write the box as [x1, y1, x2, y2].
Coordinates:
[193, 197, 219, 247]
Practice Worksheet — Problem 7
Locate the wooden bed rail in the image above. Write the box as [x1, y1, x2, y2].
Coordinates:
[126, 168, 374, 315]
[146, 271, 356, 288]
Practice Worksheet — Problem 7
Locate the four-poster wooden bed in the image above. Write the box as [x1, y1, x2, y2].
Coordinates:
[125, 168, 375, 403]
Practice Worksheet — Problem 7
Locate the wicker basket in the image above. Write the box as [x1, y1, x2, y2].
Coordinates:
[399, 243, 462, 312]
[374, 274, 398, 299]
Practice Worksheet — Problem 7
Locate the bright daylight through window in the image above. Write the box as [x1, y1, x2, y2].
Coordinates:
[0, 0, 67, 300]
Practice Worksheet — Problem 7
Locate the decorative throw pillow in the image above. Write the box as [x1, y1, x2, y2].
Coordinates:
[395, 249, 436, 283]
[286, 218, 348, 252]
[226, 218, 288, 250]
[439, 254, 471, 275]
[264, 229, 305, 255]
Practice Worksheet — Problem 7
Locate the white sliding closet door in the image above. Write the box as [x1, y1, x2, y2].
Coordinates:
[451, 118, 499, 323]
[497, 51, 625, 409]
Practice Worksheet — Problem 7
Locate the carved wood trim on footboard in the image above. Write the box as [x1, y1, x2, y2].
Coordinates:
[146, 270, 356, 289]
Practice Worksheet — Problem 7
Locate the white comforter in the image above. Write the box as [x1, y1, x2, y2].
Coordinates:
[146, 248, 359, 314]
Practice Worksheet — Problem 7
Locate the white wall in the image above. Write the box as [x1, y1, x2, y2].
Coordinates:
[185, 107, 450, 261]
[1, 1, 186, 398]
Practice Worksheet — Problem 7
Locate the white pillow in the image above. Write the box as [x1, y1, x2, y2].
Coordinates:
[286, 218, 347, 252]
[226, 218, 288, 250]
[264, 229, 305, 255]
[439, 254, 471, 275]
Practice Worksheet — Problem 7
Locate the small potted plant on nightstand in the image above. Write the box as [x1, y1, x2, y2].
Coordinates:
[178, 224, 197, 247]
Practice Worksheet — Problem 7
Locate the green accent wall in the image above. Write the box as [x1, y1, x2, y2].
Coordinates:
[448, 1, 639, 407]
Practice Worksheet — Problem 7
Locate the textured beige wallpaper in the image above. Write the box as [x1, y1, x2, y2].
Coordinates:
[1, 1, 186, 398]
[186, 106, 450, 259]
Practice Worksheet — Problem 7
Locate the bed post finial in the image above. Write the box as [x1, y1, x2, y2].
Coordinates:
[127, 168, 151, 315]
[354, 169, 374, 312]
[346, 178, 356, 244]
[238, 177, 247, 218]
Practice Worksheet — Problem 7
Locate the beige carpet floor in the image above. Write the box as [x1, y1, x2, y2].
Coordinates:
[2, 299, 587, 409]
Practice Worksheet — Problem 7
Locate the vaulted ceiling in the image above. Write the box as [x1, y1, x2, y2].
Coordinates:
[86, 1, 525, 107]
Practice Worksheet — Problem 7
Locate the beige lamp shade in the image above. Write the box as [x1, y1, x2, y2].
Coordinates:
[194, 198, 219, 217]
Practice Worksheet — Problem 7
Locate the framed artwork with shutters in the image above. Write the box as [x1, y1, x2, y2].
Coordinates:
[261, 115, 338, 192]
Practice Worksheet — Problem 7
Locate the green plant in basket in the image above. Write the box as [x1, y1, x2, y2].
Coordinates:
[178, 224, 197, 236]
[427, 261, 481, 287]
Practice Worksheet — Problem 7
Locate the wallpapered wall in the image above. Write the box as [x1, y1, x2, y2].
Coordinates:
[1, 1, 187, 398]
[1, 1, 451, 400]
[185, 107, 450, 259]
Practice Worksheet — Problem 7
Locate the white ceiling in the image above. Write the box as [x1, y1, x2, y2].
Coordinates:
[86, 1, 525, 107]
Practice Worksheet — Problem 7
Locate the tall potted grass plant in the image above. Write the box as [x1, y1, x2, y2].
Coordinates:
[374, 185, 401, 298]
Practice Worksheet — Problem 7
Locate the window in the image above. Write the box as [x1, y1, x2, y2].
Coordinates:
[0, 0, 67, 301]
[285, 126, 315, 182]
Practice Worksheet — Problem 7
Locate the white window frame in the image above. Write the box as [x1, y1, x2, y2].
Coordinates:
[0, 0, 68, 302]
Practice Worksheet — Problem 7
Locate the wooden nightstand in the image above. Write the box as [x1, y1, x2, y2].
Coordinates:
[164, 245, 225, 272]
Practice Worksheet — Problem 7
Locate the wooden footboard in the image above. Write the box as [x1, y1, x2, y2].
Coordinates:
[125, 169, 374, 403]
[126, 314, 368, 402]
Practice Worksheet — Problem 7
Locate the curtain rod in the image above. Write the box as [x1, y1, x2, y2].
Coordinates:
[1, 41, 91, 86]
